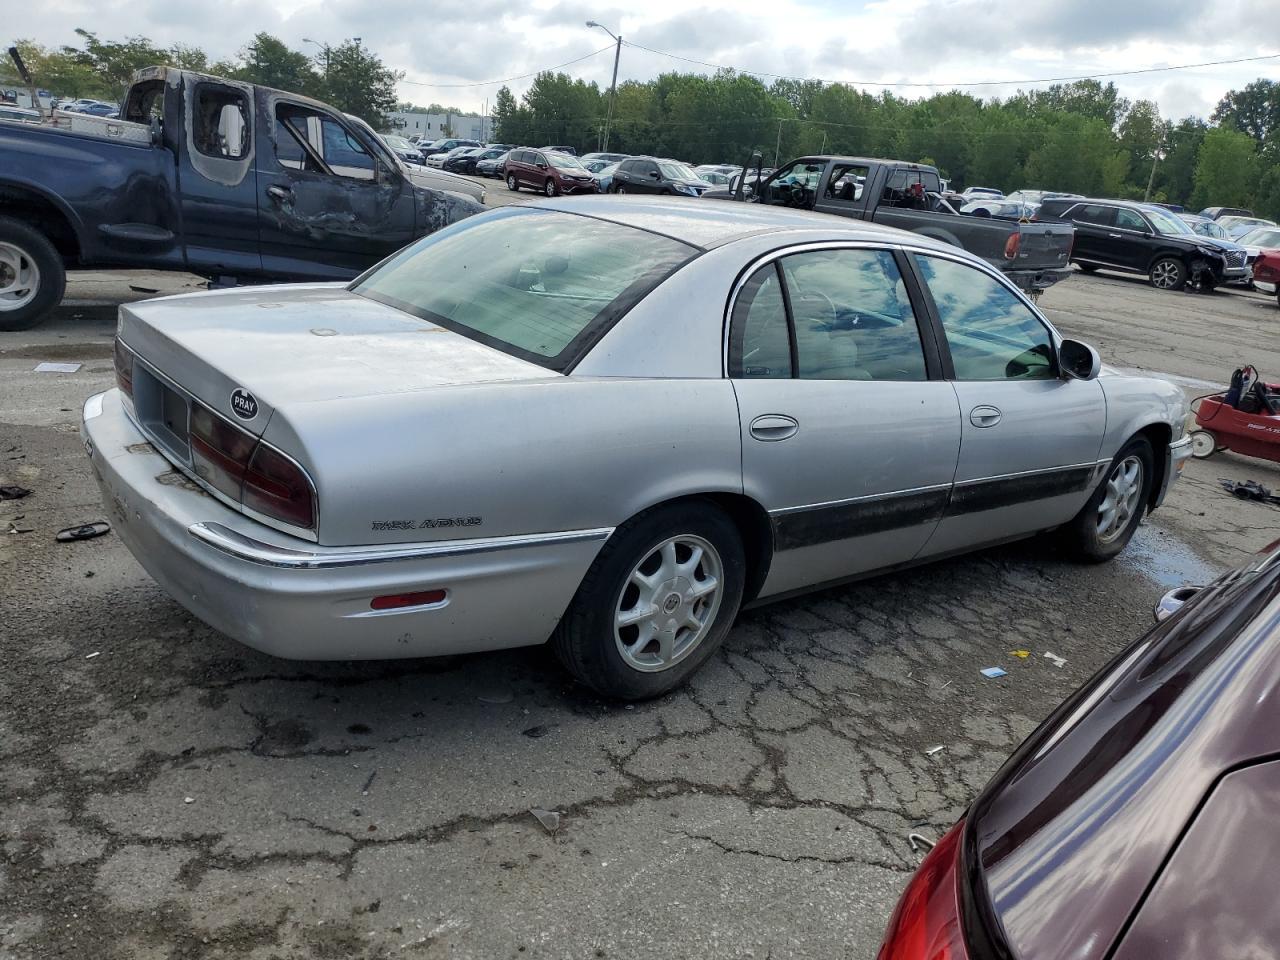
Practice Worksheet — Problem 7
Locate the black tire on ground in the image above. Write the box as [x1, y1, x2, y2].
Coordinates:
[552, 500, 746, 700]
[1077, 263, 1099, 273]
[0, 216, 65, 332]
[1149, 256, 1187, 291]
[614, 183, 626, 194]
[544, 178, 558, 197]
[506, 174, 519, 191]
[1059, 436, 1155, 563]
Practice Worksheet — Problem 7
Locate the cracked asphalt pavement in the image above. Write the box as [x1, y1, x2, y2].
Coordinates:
[3, 268, 1280, 959]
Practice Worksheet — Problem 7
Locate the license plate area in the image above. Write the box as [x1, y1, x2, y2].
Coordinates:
[133, 365, 191, 463]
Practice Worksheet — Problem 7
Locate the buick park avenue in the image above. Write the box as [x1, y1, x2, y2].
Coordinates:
[83, 199, 1192, 699]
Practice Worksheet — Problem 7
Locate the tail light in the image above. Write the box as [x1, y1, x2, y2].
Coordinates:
[114, 337, 134, 398]
[189, 404, 316, 531]
[1003, 233, 1021, 260]
[876, 820, 969, 960]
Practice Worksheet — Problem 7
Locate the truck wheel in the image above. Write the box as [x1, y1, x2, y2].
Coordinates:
[552, 500, 745, 700]
[1149, 257, 1186, 291]
[0, 216, 65, 332]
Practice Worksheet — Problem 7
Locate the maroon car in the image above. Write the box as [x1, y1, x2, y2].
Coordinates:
[878, 544, 1280, 959]
[504, 148, 598, 197]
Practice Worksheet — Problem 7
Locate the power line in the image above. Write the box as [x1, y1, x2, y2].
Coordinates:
[399, 44, 615, 88]
[621, 41, 1280, 89]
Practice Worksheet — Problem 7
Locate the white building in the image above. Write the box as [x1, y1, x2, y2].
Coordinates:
[387, 110, 491, 142]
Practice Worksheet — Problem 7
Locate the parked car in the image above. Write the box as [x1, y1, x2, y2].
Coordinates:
[0, 105, 42, 123]
[1006, 189, 1082, 205]
[86, 199, 1191, 700]
[697, 170, 739, 187]
[485, 143, 513, 151]
[1220, 215, 1278, 239]
[1145, 206, 1251, 285]
[591, 161, 621, 193]
[713, 155, 1073, 295]
[1251, 249, 1280, 301]
[960, 186, 1004, 199]
[504, 148, 597, 195]
[421, 137, 481, 156]
[440, 147, 483, 173]
[55, 98, 99, 113]
[539, 144, 577, 156]
[78, 101, 120, 118]
[1235, 225, 1280, 266]
[610, 157, 714, 197]
[1177, 213, 1230, 240]
[446, 146, 505, 175]
[580, 151, 628, 165]
[381, 133, 425, 166]
[474, 149, 510, 178]
[878, 542, 1280, 960]
[960, 199, 1037, 220]
[1199, 205, 1254, 220]
[1037, 197, 1245, 289]
[0, 66, 482, 331]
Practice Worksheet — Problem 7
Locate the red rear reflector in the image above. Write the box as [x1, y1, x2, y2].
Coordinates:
[876, 819, 969, 960]
[1004, 233, 1021, 260]
[243, 443, 315, 530]
[114, 337, 134, 398]
[370, 590, 447, 611]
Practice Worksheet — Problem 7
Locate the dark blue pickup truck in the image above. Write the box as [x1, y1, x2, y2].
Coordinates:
[0, 66, 483, 330]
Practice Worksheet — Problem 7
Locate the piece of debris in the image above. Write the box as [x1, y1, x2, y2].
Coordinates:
[477, 688, 514, 704]
[33, 361, 82, 373]
[361, 770, 377, 796]
[128, 284, 160, 294]
[84, 652, 100, 660]
[925, 745, 945, 756]
[1044, 651, 1067, 668]
[183, 797, 195, 804]
[908, 832, 936, 852]
[529, 808, 561, 835]
[7, 521, 33, 535]
[980, 667, 1008, 679]
[522, 725, 552, 739]
[1218, 479, 1280, 505]
[55, 521, 110, 543]
[0, 485, 30, 501]
[1009, 649, 1030, 659]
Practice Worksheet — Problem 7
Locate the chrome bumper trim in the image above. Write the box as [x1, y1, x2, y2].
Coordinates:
[188, 522, 615, 569]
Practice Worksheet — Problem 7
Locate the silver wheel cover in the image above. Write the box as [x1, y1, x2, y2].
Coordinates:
[1097, 455, 1144, 543]
[0, 241, 40, 313]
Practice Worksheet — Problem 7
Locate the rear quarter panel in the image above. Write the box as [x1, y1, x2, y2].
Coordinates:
[267, 377, 743, 546]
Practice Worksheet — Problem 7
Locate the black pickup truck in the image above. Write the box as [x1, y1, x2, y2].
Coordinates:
[710, 155, 1075, 295]
[0, 66, 482, 330]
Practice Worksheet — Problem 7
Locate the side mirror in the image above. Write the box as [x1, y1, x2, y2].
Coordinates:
[1058, 338, 1101, 381]
[536, 161, 547, 169]
[649, 170, 660, 179]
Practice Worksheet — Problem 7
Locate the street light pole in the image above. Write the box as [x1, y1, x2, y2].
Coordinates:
[302, 38, 330, 79]
[586, 21, 621, 153]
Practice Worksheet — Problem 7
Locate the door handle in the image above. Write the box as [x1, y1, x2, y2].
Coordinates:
[969, 405, 1002, 428]
[749, 414, 799, 442]
[1108, 232, 1122, 238]
[266, 184, 292, 203]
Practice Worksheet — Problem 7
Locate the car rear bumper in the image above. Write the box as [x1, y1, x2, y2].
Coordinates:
[82, 389, 610, 661]
[1006, 267, 1070, 293]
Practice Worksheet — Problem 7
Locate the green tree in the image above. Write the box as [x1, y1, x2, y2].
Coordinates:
[319, 40, 402, 129]
[1118, 99, 1168, 189]
[232, 34, 320, 97]
[1190, 127, 1260, 209]
[1212, 79, 1280, 144]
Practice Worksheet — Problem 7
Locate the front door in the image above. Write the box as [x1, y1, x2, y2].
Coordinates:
[731, 245, 963, 598]
[1067, 203, 1119, 268]
[910, 253, 1107, 558]
[1107, 207, 1152, 271]
[257, 97, 417, 279]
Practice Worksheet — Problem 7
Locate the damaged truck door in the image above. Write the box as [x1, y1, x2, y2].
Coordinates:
[259, 97, 417, 277]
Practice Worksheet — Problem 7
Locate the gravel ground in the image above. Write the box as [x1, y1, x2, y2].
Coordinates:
[2, 265, 1280, 959]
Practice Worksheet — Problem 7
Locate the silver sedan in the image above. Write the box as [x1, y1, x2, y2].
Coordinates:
[83, 198, 1192, 699]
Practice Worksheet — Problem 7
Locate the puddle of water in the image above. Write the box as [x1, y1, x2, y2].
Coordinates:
[1119, 525, 1223, 589]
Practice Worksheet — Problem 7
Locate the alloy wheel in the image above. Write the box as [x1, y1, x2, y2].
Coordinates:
[1097, 455, 1144, 543]
[614, 534, 723, 672]
[1151, 260, 1181, 289]
[0, 241, 40, 313]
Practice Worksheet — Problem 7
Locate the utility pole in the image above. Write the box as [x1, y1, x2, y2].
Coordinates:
[774, 118, 783, 166]
[587, 22, 622, 153]
[1144, 139, 1164, 202]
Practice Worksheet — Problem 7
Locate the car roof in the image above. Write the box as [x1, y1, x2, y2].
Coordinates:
[535, 195, 961, 252]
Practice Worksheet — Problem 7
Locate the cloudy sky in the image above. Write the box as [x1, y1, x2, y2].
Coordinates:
[14, 0, 1280, 119]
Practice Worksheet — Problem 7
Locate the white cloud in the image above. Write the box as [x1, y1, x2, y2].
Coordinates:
[8, 0, 1278, 119]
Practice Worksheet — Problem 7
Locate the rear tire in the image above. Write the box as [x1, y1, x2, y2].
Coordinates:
[1149, 256, 1187, 291]
[1059, 436, 1155, 562]
[0, 216, 65, 332]
[552, 501, 745, 700]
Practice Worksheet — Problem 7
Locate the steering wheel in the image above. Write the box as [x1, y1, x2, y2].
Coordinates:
[788, 182, 812, 208]
[791, 290, 838, 331]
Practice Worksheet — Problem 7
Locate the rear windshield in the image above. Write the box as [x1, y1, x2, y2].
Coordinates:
[352, 209, 698, 371]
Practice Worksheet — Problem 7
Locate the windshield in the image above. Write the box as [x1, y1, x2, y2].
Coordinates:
[384, 135, 412, 149]
[1241, 228, 1280, 247]
[547, 152, 583, 169]
[1187, 219, 1227, 239]
[1146, 207, 1193, 236]
[659, 161, 699, 181]
[352, 209, 697, 370]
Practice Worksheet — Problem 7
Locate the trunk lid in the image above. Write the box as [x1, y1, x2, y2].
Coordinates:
[119, 283, 554, 436]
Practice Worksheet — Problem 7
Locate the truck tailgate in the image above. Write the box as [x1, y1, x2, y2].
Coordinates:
[1014, 220, 1074, 270]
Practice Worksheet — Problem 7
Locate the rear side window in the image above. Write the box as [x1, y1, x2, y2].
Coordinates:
[729, 265, 792, 378]
[1071, 204, 1117, 226]
[353, 209, 697, 371]
[193, 84, 249, 160]
[915, 255, 1055, 381]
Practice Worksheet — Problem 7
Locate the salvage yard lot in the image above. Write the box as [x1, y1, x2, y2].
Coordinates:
[3, 264, 1280, 959]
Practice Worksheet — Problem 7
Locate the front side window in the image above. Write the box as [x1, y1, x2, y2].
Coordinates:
[193, 85, 249, 160]
[275, 104, 375, 181]
[353, 209, 697, 371]
[1115, 209, 1148, 231]
[915, 255, 1055, 381]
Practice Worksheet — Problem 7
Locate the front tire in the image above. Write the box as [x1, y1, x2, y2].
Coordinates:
[552, 501, 745, 700]
[506, 174, 519, 192]
[1060, 436, 1155, 562]
[614, 183, 627, 194]
[1149, 257, 1187, 291]
[544, 178, 558, 197]
[1077, 263, 1099, 274]
[0, 216, 65, 332]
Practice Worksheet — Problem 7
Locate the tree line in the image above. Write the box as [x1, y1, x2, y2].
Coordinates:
[495, 72, 1280, 218]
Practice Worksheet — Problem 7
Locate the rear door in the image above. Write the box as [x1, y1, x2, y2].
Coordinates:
[912, 252, 1106, 557]
[731, 245, 962, 597]
[257, 96, 417, 279]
